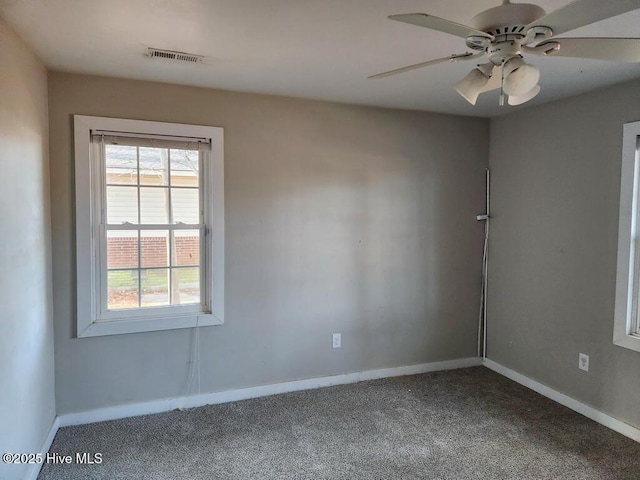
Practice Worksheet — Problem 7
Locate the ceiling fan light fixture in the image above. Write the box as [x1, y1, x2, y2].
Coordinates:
[508, 84, 541, 105]
[454, 63, 494, 105]
[374, 0, 640, 109]
[502, 57, 540, 96]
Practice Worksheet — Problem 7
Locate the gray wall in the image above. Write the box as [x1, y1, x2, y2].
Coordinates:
[488, 79, 640, 429]
[48, 72, 489, 414]
[0, 18, 55, 480]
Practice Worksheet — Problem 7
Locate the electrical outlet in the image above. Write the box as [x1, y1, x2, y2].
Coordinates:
[332, 333, 341, 349]
[579, 353, 589, 372]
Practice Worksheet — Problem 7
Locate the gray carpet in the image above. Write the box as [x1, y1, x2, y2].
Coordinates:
[39, 367, 640, 479]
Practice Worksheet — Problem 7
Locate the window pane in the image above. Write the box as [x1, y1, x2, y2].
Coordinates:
[173, 267, 200, 305]
[173, 230, 200, 266]
[140, 187, 169, 224]
[141, 269, 169, 307]
[107, 230, 139, 269]
[106, 186, 138, 224]
[172, 188, 199, 224]
[139, 147, 168, 185]
[170, 149, 199, 187]
[108, 270, 140, 310]
[141, 230, 169, 268]
[105, 145, 137, 185]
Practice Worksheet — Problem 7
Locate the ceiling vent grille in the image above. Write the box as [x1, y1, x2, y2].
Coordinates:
[147, 48, 204, 64]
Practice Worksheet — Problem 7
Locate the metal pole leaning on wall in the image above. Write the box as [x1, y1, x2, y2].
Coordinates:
[476, 169, 490, 359]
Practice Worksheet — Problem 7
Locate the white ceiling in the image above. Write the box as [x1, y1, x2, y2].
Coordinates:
[2, 0, 640, 117]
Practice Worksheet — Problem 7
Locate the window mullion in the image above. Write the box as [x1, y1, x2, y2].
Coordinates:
[635, 147, 640, 336]
[108, 265, 194, 272]
[106, 223, 200, 230]
[201, 149, 207, 311]
[137, 146, 142, 308]
[167, 149, 174, 305]
[99, 139, 109, 317]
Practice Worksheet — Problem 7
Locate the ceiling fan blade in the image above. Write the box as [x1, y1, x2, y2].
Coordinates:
[389, 13, 493, 40]
[526, 0, 640, 37]
[537, 38, 640, 62]
[368, 52, 481, 79]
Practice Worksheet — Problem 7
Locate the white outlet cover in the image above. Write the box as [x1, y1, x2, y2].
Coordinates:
[332, 333, 341, 349]
[579, 353, 589, 372]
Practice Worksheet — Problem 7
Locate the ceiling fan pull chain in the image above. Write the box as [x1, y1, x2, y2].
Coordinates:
[499, 67, 506, 107]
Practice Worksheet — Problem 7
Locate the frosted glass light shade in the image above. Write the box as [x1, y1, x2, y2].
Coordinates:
[454, 68, 490, 105]
[503, 57, 540, 96]
[508, 84, 541, 105]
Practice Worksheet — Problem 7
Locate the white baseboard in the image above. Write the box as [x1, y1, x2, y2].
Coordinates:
[58, 357, 482, 428]
[25, 417, 59, 480]
[484, 358, 640, 443]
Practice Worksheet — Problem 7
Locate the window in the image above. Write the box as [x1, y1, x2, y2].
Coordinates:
[74, 116, 224, 337]
[614, 120, 640, 352]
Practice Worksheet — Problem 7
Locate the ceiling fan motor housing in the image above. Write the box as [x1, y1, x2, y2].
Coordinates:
[486, 39, 525, 65]
[468, 2, 546, 35]
[466, 3, 550, 64]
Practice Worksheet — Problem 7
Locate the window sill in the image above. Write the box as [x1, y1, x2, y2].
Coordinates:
[613, 333, 640, 354]
[78, 313, 223, 338]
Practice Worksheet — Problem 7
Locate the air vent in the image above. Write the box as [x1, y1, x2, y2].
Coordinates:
[147, 48, 204, 64]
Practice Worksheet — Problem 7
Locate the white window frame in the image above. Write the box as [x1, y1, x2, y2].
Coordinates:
[614, 120, 640, 352]
[74, 115, 224, 337]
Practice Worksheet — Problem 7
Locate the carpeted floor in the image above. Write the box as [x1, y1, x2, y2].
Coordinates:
[39, 367, 640, 479]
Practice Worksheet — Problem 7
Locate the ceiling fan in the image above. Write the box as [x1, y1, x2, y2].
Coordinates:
[369, 0, 640, 106]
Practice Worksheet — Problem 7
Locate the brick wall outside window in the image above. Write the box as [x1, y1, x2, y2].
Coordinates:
[108, 236, 199, 268]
